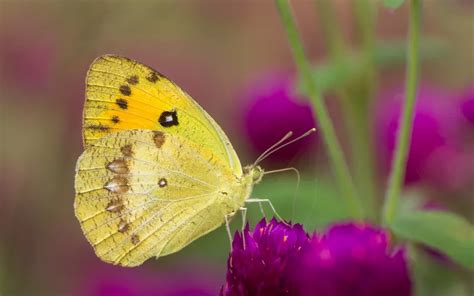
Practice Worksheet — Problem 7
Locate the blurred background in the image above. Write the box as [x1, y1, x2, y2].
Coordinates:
[0, 1, 473, 295]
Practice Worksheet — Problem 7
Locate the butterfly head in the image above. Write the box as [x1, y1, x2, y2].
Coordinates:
[243, 165, 264, 185]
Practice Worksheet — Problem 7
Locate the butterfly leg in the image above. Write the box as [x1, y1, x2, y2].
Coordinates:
[263, 167, 301, 220]
[239, 207, 247, 249]
[224, 213, 233, 251]
[246, 198, 289, 226]
[258, 202, 266, 218]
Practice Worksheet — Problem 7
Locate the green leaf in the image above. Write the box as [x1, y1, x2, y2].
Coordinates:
[374, 39, 445, 66]
[409, 246, 471, 296]
[298, 39, 444, 96]
[383, 0, 405, 9]
[392, 211, 474, 269]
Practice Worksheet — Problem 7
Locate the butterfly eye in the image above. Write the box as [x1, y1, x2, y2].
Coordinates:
[158, 110, 179, 127]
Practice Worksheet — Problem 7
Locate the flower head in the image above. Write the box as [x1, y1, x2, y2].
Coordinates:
[422, 144, 474, 191]
[460, 85, 474, 125]
[297, 223, 411, 296]
[221, 218, 310, 296]
[242, 73, 317, 163]
[376, 84, 461, 184]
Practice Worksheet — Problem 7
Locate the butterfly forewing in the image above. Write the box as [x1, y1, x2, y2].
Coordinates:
[74, 130, 237, 267]
[83, 55, 242, 175]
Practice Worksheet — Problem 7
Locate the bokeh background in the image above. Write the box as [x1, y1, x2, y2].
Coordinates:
[0, 1, 473, 295]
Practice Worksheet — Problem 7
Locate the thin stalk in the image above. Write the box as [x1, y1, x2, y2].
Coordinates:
[315, 0, 345, 60]
[315, 0, 378, 220]
[354, 0, 377, 110]
[383, 0, 421, 226]
[276, 0, 362, 219]
[351, 0, 378, 221]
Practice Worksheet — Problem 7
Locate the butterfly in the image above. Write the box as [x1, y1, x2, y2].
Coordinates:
[74, 55, 314, 267]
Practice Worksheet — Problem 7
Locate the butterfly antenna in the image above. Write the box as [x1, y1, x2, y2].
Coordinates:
[253, 128, 317, 166]
[253, 131, 294, 166]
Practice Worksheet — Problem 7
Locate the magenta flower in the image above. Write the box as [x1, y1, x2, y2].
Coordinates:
[297, 223, 411, 296]
[221, 220, 412, 296]
[422, 145, 474, 191]
[242, 73, 317, 163]
[376, 84, 461, 184]
[221, 218, 310, 296]
[460, 85, 474, 125]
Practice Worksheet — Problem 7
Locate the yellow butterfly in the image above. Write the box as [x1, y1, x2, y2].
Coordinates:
[74, 55, 314, 267]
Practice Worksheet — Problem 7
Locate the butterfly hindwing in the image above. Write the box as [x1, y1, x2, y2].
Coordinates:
[83, 55, 242, 175]
[74, 130, 237, 267]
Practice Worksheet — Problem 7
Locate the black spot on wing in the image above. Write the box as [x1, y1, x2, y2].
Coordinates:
[158, 110, 179, 127]
[87, 123, 110, 131]
[126, 75, 139, 85]
[111, 115, 120, 124]
[119, 85, 131, 96]
[131, 234, 140, 245]
[146, 71, 160, 83]
[116, 98, 128, 109]
[120, 144, 133, 157]
[153, 131, 166, 148]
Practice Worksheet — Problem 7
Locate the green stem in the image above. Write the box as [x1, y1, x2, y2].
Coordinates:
[276, 0, 362, 219]
[315, 0, 345, 59]
[352, 0, 378, 221]
[317, 0, 379, 221]
[383, 0, 421, 226]
[354, 0, 377, 102]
